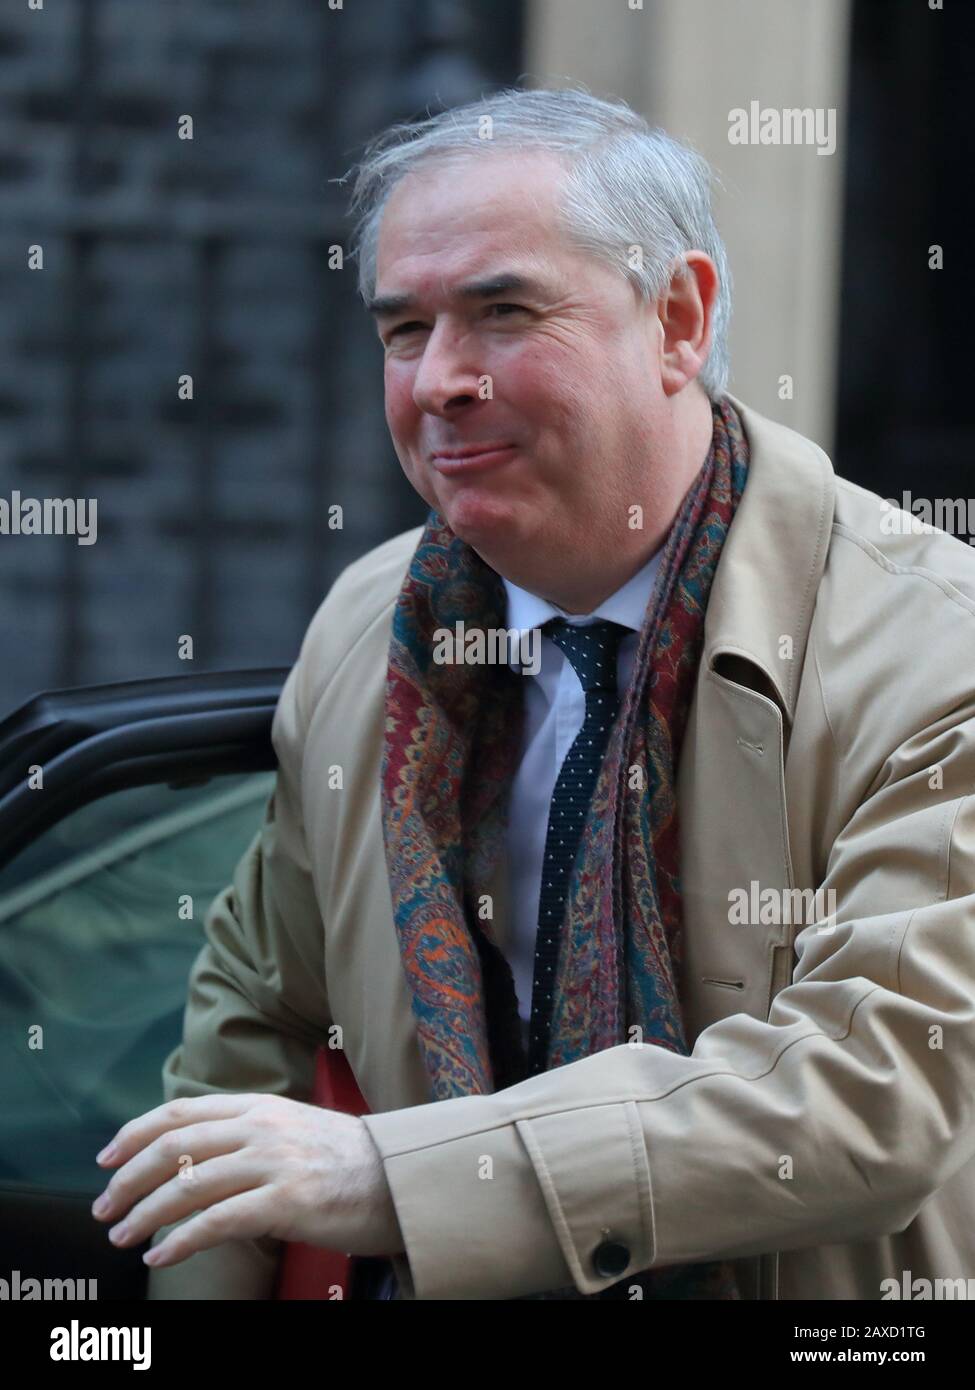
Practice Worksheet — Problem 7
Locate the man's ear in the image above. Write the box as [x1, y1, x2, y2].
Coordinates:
[657, 252, 719, 397]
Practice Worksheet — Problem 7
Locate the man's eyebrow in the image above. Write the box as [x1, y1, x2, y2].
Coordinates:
[367, 273, 549, 320]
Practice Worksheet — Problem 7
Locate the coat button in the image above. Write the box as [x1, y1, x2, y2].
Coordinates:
[592, 1238, 630, 1278]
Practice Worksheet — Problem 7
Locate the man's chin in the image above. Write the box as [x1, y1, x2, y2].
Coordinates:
[439, 494, 522, 547]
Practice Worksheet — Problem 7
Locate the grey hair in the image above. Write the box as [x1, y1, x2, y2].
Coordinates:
[339, 84, 732, 399]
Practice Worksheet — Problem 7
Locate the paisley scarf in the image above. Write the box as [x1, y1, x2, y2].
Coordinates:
[380, 396, 749, 1298]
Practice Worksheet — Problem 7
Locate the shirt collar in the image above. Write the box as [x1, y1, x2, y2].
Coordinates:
[501, 542, 666, 671]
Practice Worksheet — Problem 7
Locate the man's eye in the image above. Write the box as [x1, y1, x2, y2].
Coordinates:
[386, 304, 524, 342]
[388, 321, 424, 339]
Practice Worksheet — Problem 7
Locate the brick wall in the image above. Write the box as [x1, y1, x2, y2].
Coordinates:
[0, 0, 522, 714]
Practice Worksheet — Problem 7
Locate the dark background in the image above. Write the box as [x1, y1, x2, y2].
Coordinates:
[0, 0, 522, 711]
[835, 0, 972, 516]
[0, 0, 969, 719]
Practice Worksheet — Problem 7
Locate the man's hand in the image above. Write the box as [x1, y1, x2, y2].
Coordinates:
[90, 1094, 404, 1269]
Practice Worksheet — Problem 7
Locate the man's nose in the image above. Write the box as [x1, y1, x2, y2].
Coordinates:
[411, 325, 483, 416]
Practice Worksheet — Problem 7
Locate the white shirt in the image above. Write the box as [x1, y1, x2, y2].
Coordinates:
[500, 544, 666, 1050]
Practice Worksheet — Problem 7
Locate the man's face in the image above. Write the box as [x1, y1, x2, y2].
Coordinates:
[371, 150, 671, 587]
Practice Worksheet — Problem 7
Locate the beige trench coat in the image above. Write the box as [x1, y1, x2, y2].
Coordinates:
[148, 394, 975, 1300]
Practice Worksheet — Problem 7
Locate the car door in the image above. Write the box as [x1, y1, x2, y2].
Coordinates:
[0, 670, 288, 1299]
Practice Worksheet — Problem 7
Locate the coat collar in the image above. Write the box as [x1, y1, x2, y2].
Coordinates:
[706, 393, 836, 725]
[494, 394, 834, 723]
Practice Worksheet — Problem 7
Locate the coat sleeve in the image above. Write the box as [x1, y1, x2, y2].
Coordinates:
[146, 634, 333, 1299]
[361, 696, 975, 1300]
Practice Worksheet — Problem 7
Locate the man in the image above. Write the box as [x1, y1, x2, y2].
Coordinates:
[92, 88, 975, 1301]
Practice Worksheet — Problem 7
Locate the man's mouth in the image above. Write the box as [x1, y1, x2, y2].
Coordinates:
[430, 445, 518, 476]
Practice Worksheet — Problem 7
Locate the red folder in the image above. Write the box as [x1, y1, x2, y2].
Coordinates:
[273, 1046, 370, 1300]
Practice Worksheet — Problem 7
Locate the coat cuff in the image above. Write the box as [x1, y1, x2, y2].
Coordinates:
[362, 1093, 653, 1299]
[515, 1100, 655, 1295]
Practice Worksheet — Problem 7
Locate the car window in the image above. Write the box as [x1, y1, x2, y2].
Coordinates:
[0, 771, 276, 1193]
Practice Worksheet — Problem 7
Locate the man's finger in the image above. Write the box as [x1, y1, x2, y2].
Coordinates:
[143, 1187, 273, 1268]
[92, 1118, 250, 1225]
[107, 1153, 264, 1253]
[95, 1093, 259, 1167]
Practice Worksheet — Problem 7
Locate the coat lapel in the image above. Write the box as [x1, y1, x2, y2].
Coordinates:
[677, 395, 835, 1042]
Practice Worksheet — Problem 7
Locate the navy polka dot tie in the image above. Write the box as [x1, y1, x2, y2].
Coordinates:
[528, 617, 628, 1075]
